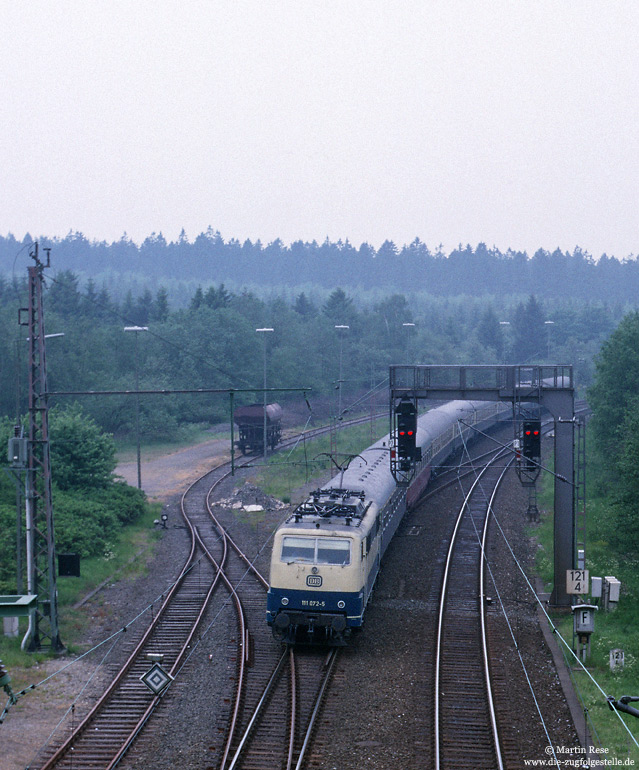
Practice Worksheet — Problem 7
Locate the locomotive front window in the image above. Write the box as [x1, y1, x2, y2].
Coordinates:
[281, 536, 351, 565]
[316, 538, 351, 565]
[281, 537, 315, 562]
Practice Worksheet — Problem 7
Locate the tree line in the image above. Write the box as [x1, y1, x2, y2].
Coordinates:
[589, 312, 639, 553]
[0, 254, 637, 588]
[0, 267, 619, 445]
[1, 230, 638, 303]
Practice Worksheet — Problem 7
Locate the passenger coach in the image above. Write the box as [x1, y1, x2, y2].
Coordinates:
[267, 400, 506, 644]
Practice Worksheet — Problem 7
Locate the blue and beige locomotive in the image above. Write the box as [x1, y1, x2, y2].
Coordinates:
[266, 400, 505, 644]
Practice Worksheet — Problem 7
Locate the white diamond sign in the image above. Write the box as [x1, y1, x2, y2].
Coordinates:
[140, 662, 174, 695]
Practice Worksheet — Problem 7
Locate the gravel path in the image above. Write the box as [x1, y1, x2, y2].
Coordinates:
[115, 437, 232, 501]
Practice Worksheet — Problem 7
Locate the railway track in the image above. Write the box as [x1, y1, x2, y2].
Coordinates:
[433, 412, 573, 769]
[223, 646, 339, 770]
[36, 462, 233, 770]
[200, 479, 341, 770]
[34, 413, 376, 770]
[34, 405, 583, 769]
[434, 448, 512, 769]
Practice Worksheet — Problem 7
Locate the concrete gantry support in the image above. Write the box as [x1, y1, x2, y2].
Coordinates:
[544, 389, 575, 606]
[389, 364, 575, 606]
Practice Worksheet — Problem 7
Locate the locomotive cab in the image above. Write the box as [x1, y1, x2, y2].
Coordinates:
[267, 489, 373, 645]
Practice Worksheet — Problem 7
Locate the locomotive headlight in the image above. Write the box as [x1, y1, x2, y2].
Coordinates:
[337, 600, 346, 609]
[281, 597, 289, 606]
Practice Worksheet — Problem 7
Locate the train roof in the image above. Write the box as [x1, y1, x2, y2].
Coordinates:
[234, 403, 283, 424]
[329, 400, 494, 492]
[283, 487, 371, 529]
[277, 400, 504, 535]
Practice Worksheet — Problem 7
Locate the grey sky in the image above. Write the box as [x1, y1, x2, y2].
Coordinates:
[1, 1, 636, 258]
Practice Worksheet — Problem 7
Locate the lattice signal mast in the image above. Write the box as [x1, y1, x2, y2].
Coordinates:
[19, 243, 63, 652]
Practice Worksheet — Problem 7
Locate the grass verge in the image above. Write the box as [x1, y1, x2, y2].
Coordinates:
[532, 447, 639, 761]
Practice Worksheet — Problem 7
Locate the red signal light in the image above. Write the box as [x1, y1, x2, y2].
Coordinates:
[395, 398, 418, 463]
[522, 420, 541, 469]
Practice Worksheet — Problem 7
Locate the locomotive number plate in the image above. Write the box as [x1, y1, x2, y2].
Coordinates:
[306, 575, 323, 587]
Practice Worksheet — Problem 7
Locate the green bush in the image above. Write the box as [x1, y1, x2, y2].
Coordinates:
[93, 480, 146, 526]
[0, 502, 18, 593]
[53, 489, 119, 557]
[0, 410, 147, 592]
[49, 404, 116, 490]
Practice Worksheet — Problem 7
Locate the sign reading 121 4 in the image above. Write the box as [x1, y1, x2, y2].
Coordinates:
[566, 569, 589, 595]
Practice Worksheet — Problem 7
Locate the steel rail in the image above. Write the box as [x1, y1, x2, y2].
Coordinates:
[38, 449, 255, 769]
[478, 457, 512, 770]
[220, 642, 338, 770]
[34, 409, 385, 769]
[38, 469, 211, 770]
[415, 444, 506, 504]
[286, 646, 297, 770]
[226, 649, 289, 770]
[107, 461, 242, 769]
[104, 570, 221, 769]
[191, 500, 250, 770]
[433, 414, 564, 770]
[433, 447, 509, 770]
[422, 400, 589, 505]
[293, 648, 340, 770]
[202, 410, 387, 768]
[206, 486, 269, 590]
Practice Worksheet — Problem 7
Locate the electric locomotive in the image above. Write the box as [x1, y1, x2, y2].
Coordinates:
[266, 400, 506, 645]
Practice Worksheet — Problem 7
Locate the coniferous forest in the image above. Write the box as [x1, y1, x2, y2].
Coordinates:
[0, 260, 618, 440]
[0, 230, 637, 304]
[0, 230, 635, 590]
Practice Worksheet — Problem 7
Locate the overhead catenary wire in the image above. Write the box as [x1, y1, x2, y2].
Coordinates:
[4, 408, 374, 733]
[335, 375, 389, 418]
[13, 392, 626, 761]
[457, 418, 573, 485]
[1, 533, 227, 723]
[24, 635, 121, 769]
[9, 465, 292, 761]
